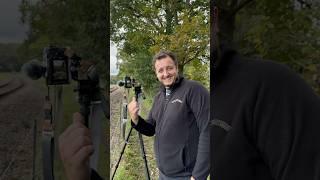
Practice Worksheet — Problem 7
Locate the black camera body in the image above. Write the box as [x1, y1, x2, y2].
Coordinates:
[118, 76, 141, 89]
[118, 76, 143, 99]
[43, 47, 70, 85]
[43, 46, 83, 85]
[118, 76, 133, 88]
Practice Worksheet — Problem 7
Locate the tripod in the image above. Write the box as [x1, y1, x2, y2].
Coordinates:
[111, 85, 150, 180]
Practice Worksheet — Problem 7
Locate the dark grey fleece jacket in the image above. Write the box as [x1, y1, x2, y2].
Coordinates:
[132, 77, 210, 179]
[211, 48, 320, 180]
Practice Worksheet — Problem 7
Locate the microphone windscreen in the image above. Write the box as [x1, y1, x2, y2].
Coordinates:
[21, 60, 45, 80]
[118, 81, 125, 87]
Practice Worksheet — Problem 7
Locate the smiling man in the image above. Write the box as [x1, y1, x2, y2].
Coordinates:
[128, 51, 210, 180]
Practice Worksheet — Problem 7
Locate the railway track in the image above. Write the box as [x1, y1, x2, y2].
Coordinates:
[0, 75, 44, 180]
[110, 85, 119, 94]
[0, 76, 24, 97]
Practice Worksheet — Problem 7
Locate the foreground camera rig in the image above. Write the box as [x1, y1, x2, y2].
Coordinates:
[117, 76, 144, 139]
[118, 75, 142, 93]
[23, 46, 102, 126]
[22, 46, 107, 180]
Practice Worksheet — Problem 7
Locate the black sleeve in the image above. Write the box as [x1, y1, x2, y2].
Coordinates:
[254, 64, 320, 180]
[188, 83, 210, 180]
[131, 97, 157, 136]
[91, 169, 103, 180]
[131, 115, 155, 136]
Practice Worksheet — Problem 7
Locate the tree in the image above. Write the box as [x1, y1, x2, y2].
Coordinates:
[111, 0, 210, 92]
[18, 0, 107, 76]
[216, 0, 320, 93]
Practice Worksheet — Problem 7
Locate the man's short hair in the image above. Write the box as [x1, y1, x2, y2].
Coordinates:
[152, 50, 178, 69]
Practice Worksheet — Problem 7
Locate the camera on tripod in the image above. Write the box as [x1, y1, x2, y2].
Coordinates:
[118, 76, 140, 88]
[118, 76, 143, 95]
[22, 46, 98, 86]
[22, 46, 101, 125]
[112, 76, 150, 179]
[117, 75, 144, 141]
[44, 46, 98, 85]
[21, 46, 107, 180]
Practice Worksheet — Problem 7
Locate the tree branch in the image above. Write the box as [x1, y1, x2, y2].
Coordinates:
[230, 0, 239, 9]
[182, 47, 204, 66]
[156, 16, 164, 28]
[127, 6, 162, 32]
[231, 0, 254, 16]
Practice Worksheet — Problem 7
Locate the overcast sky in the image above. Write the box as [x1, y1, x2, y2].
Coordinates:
[1, 0, 119, 75]
[110, 41, 119, 75]
[0, 0, 28, 43]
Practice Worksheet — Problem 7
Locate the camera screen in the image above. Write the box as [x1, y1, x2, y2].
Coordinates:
[52, 60, 68, 80]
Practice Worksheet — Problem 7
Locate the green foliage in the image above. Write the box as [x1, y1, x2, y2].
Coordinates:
[18, 0, 107, 76]
[0, 43, 21, 71]
[218, 0, 320, 93]
[111, 0, 209, 93]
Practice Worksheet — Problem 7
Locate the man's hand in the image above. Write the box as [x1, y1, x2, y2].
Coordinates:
[190, 176, 195, 180]
[58, 112, 93, 180]
[128, 97, 139, 125]
[64, 47, 74, 58]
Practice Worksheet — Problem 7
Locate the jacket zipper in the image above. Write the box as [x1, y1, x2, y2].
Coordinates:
[157, 89, 175, 168]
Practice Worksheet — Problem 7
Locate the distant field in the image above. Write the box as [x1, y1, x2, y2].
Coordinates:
[0, 72, 14, 80]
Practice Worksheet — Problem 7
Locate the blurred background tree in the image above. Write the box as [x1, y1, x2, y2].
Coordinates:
[18, 0, 107, 77]
[216, 0, 320, 94]
[111, 0, 210, 93]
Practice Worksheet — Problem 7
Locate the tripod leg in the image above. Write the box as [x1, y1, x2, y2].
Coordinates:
[111, 126, 134, 180]
[138, 133, 151, 180]
[89, 102, 104, 171]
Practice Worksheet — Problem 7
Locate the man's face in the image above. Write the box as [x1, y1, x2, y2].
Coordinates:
[154, 56, 178, 87]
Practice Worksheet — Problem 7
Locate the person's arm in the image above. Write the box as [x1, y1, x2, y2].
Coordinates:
[188, 83, 210, 180]
[128, 97, 156, 136]
[253, 63, 320, 180]
[130, 115, 155, 136]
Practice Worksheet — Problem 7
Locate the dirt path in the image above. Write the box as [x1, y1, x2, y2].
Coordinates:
[110, 85, 123, 172]
[0, 75, 44, 180]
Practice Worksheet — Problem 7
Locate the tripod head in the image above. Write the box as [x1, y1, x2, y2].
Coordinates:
[133, 83, 143, 101]
[73, 61, 101, 127]
[118, 75, 145, 101]
[22, 46, 104, 127]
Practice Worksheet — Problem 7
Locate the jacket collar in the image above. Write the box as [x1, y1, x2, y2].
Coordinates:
[212, 45, 237, 86]
[160, 75, 184, 93]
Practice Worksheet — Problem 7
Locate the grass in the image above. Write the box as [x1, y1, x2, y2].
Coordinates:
[0, 71, 14, 80]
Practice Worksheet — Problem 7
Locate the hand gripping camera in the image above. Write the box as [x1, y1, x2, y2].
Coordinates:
[22, 46, 106, 180]
[112, 76, 150, 180]
[117, 76, 143, 135]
